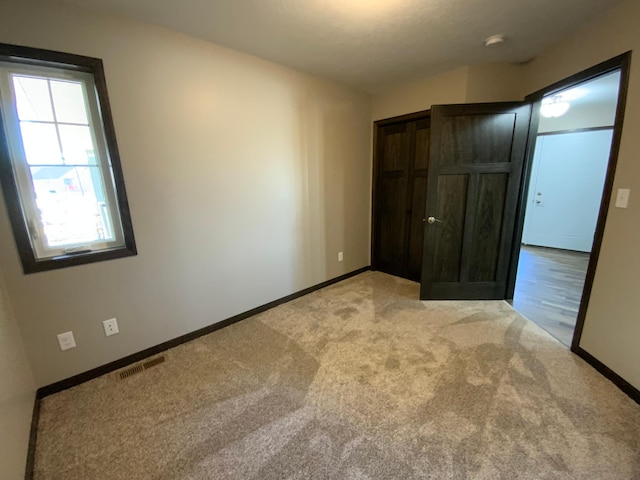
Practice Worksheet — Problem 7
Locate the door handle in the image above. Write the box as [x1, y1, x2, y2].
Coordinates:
[425, 216, 443, 224]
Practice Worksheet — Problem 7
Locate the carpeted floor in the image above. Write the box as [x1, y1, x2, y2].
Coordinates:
[34, 272, 640, 479]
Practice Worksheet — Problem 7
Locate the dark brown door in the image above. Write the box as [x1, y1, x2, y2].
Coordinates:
[372, 113, 430, 282]
[420, 103, 531, 300]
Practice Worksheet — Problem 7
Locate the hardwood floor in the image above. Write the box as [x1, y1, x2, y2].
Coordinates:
[512, 245, 590, 346]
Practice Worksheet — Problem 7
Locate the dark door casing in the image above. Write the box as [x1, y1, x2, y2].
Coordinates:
[372, 113, 430, 282]
[420, 103, 532, 300]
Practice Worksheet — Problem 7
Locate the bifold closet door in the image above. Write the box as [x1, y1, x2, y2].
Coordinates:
[373, 116, 430, 282]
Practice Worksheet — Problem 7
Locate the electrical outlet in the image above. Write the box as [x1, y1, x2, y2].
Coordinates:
[103, 318, 119, 337]
[338, 251, 344, 262]
[57, 331, 76, 351]
[615, 188, 630, 208]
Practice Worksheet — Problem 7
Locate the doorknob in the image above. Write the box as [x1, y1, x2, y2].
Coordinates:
[426, 216, 443, 224]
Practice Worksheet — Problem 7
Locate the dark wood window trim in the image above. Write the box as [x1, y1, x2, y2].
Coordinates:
[0, 43, 136, 274]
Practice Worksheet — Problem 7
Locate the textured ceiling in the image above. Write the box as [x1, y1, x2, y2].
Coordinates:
[60, 0, 623, 93]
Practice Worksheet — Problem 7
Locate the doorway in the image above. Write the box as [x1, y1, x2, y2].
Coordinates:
[416, 53, 630, 350]
[511, 71, 622, 346]
[506, 53, 632, 354]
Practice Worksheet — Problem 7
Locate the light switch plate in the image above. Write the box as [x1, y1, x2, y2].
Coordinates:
[615, 188, 630, 208]
[57, 331, 76, 351]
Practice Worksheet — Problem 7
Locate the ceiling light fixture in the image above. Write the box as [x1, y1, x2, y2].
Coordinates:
[540, 95, 570, 118]
[484, 35, 505, 47]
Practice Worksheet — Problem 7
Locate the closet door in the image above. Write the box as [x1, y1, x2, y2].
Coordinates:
[372, 112, 430, 282]
[406, 118, 430, 280]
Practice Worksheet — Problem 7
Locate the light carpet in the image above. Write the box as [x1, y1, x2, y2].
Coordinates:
[34, 272, 640, 479]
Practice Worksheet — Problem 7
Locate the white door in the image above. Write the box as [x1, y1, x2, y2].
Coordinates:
[522, 129, 613, 252]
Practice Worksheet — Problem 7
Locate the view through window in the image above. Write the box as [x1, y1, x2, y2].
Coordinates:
[12, 74, 115, 249]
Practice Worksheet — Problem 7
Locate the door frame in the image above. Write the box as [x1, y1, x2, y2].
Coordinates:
[505, 51, 633, 353]
[370, 109, 430, 272]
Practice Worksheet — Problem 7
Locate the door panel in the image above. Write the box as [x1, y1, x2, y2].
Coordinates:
[467, 173, 509, 282]
[407, 175, 428, 279]
[414, 121, 430, 169]
[421, 103, 531, 300]
[377, 175, 408, 269]
[432, 174, 468, 282]
[438, 114, 517, 165]
[381, 125, 410, 172]
[373, 114, 430, 282]
[406, 119, 430, 280]
[374, 122, 411, 276]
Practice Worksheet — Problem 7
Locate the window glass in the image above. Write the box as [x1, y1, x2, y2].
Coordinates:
[19, 122, 63, 165]
[51, 80, 89, 124]
[10, 72, 119, 252]
[30, 165, 113, 248]
[59, 124, 96, 165]
[13, 76, 53, 121]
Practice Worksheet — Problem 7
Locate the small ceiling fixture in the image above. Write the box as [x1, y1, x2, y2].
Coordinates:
[484, 35, 505, 47]
[540, 95, 571, 118]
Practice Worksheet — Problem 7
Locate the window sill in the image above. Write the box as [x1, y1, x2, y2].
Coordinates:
[23, 245, 137, 274]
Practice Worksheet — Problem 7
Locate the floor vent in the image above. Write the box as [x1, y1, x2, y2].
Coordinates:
[115, 355, 166, 381]
[142, 355, 166, 370]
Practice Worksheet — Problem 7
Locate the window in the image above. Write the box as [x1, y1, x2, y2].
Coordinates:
[0, 44, 136, 273]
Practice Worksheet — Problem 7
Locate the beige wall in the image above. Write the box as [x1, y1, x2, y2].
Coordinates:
[372, 67, 469, 120]
[0, 265, 36, 480]
[465, 63, 525, 103]
[0, 0, 372, 386]
[372, 63, 526, 121]
[521, 0, 640, 389]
